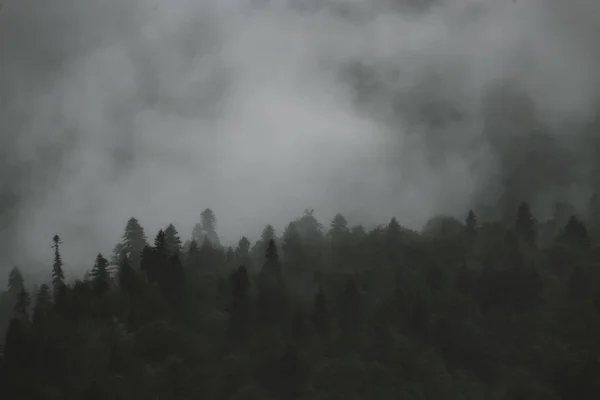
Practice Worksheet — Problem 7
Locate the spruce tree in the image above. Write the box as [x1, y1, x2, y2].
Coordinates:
[200, 208, 220, 246]
[258, 239, 285, 325]
[237, 237, 251, 257]
[165, 224, 183, 255]
[14, 287, 31, 321]
[32, 284, 52, 326]
[121, 217, 148, 268]
[7, 266, 24, 295]
[558, 216, 591, 250]
[185, 239, 199, 269]
[117, 253, 136, 296]
[51, 234, 65, 290]
[515, 202, 536, 248]
[91, 253, 110, 295]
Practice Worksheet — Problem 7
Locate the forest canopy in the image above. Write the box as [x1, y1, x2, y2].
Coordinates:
[2, 201, 600, 399]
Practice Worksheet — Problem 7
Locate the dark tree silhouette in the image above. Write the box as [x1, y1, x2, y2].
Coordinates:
[51, 234, 65, 290]
[121, 217, 148, 268]
[165, 224, 183, 255]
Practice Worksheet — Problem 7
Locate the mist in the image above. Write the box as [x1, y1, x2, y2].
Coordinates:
[1, 0, 600, 278]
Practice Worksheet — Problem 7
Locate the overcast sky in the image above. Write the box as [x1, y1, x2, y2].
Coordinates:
[1, 0, 600, 279]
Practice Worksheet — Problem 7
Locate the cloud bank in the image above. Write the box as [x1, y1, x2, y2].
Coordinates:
[1, 0, 600, 277]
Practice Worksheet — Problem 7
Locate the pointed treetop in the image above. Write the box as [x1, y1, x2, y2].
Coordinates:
[154, 229, 167, 250]
[165, 223, 183, 253]
[52, 235, 65, 288]
[201, 208, 217, 231]
[466, 209, 476, 226]
[91, 253, 110, 281]
[8, 267, 24, 294]
[52, 234, 61, 246]
[261, 224, 275, 243]
[238, 237, 251, 256]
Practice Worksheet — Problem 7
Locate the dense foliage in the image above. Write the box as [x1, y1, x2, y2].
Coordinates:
[2, 202, 600, 399]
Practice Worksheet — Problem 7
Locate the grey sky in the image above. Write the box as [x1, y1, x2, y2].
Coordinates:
[1, 0, 600, 279]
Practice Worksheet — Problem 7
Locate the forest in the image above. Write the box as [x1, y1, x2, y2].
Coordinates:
[1, 200, 600, 400]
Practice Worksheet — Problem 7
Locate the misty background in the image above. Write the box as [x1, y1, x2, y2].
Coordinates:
[1, 0, 600, 279]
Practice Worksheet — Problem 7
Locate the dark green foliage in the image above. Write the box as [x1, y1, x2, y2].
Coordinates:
[118, 253, 136, 296]
[52, 234, 65, 289]
[91, 253, 110, 296]
[558, 215, 591, 249]
[14, 287, 31, 321]
[121, 217, 148, 268]
[32, 284, 52, 326]
[7, 267, 24, 294]
[2, 202, 600, 399]
[200, 208, 220, 247]
[165, 224, 183, 255]
[516, 201, 537, 248]
[258, 240, 286, 326]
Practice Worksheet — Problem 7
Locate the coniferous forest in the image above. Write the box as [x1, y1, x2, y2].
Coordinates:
[2, 202, 600, 400]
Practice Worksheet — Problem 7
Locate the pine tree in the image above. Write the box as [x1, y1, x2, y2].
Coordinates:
[282, 222, 303, 269]
[515, 202, 536, 248]
[295, 209, 323, 242]
[385, 217, 403, 265]
[91, 253, 110, 295]
[558, 216, 591, 249]
[329, 213, 349, 239]
[253, 224, 276, 260]
[117, 253, 136, 296]
[185, 239, 199, 269]
[165, 224, 183, 255]
[32, 284, 52, 326]
[191, 222, 204, 244]
[14, 287, 31, 321]
[161, 254, 185, 309]
[261, 224, 275, 243]
[110, 242, 126, 266]
[51, 234, 65, 290]
[200, 208, 220, 246]
[386, 217, 401, 242]
[121, 217, 148, 268]
[199, 237, 217, 270]
[140, 245, 157, 283]
[7, 266, 24, 295]
[91, 253, 110, 281]
[237, 237, 251, 257]
[258, 240, 285, 325]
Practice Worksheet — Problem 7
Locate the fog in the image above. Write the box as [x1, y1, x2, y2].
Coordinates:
[1, 0, 600, 278]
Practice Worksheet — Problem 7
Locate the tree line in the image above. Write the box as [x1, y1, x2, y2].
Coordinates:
[1, 201, 600, 399]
